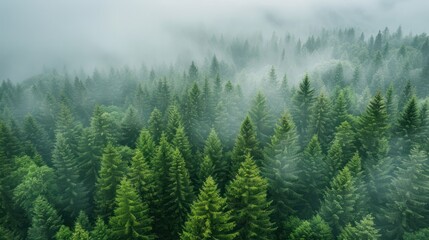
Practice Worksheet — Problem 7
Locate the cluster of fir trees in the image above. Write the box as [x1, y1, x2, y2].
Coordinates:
[0, 27, 429, 240]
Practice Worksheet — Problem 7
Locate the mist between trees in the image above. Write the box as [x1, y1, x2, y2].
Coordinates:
[0, 25, 429, 240]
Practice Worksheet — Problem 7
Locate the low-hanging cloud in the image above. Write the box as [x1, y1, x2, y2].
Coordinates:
[0, 0, 428, 81]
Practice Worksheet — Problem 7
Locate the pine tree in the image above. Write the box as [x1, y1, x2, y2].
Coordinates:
[184, 82, 203, 148]
[249, 92, 274, 146]
[148, 108, 163, 143]
[136, 128, 156, 164]
[263, 113, 302, 236]
[119, 106, 141, 148]
[22, 115, 52, 163]
[357, 92, 389, 167]
[404, 228, 429, 240]
[204, 128, 228, 189]
[91, 218, 110, 240]
[189, 61, 199, 82]
[383, 149, 429, 239]
[197, 155, 214, 189]
[320, 167, 357, 236]
[398, 80, 414, 111]
[333, 90, 349, 129]
[166, 104, 184, 141]
[333, 63, 345, 88]
[77, 128, 99, 208]
[88, 105, 116, 156]
[310, 92, 333, 151]
[210, 55, 220, 78]
[151, 133, 174, 237]
[164, 148, 194, 239]
[392, 97, 420, 155]
[325, 139, 346, 180]
[95, 144, 126, 219]
[181, 176, 237, 240]
[333, 121, 357, 165]
[300, 136, 329, 214]
[51, 133, 88, 221]
[71, 224, 90, 240]
[55, 104, 81, 158]
[128, 150, 156, 209]
[55, 225, 72, 240]
[338, 215, 380, 240]
[268, 66, 278, 86]
[226, 155, 275, 240]
[27, 196, 63, 240]
[231, 116, 263, 175]
[13, 164, 56, 214]
[75, 211, 91, 231]
[154, 78, 171, 114]
[172, 126, 196, 182]
[293, 74, 316, 145]
[109, 178, 155, 240]
[290, 215, 333, 240]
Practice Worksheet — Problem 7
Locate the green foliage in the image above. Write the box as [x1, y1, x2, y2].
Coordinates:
[311, 92, 333, 152]
[226, 155, 275, 240]
[290, 215, 333, 240]
[249, 91, 274, 145]
[320, 167, 357, 236]
[109, 178, 154, 240]
[95, 144, 126, 219]
[357, 92, 389, 166]
[119, 106, 141, 148]
[392, 97, 420, 155]
[300, 136, 329, 214]
[181, 176, 237, 240]
[383, 149, 429, 239]
[231, 116, 263, 175]
[71, 224, 90, 240]
[27, 196, 63, 240]
[55, 225, 72, 240]
[52, 133, 88, 221]
[263, 113, 303, 236]
[148, 108, 163, 143]
[128, 149, 156, 208]
[164, 148, 194, 239]
[338, 214, 380, 240]
[293, 74, 316, 145]
[91, 218, 110, 240]
[404, 228, 429, 240]
[136, 128, 156, 163]
[204, 128, 228, 189]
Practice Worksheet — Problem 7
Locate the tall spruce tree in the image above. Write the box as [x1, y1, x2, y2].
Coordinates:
[163, 148, 194, 239]
[299, 135, 329, 214]
[226, 155, 275, 240]
[263, 113, 303, 236]
[95, 144, 126, 219]
[109, 178, 155, 240]
[231, 116, 263, 175]
[357, 92, 389, 167]
[293, 74, 316, 145]
[382, 149, 429, 239]
[320, 167, 358, 237]
[204, 128, 228, 189]
[51, 133, 88, 221]
[249, 91, 274, 146]
[338, 214, 380, 240]
[310, 92, 333, 152]
[27, 196, 63, 240]
[181, 176, 237, 240]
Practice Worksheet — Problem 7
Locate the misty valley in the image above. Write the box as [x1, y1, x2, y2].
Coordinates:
[1, 7, 429, 240]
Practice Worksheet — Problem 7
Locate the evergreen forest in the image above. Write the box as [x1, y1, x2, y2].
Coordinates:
[1, 25, 429, 240]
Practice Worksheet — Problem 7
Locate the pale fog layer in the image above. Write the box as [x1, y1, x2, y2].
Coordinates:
[0, 0, 428, 81]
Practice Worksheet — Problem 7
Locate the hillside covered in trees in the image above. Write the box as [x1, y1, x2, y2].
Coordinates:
[1, 26, 429, 240]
